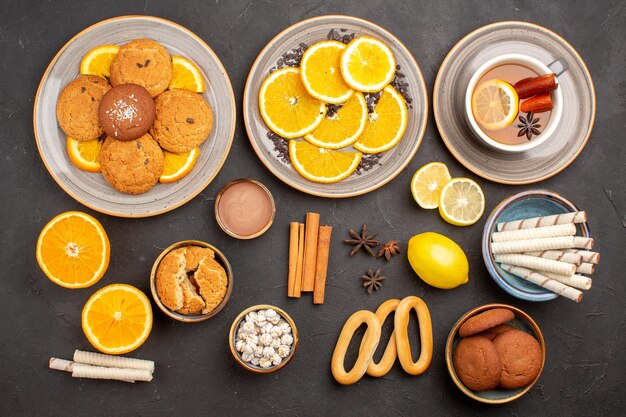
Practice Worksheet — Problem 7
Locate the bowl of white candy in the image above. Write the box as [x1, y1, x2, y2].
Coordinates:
[229, 304, 298, 373]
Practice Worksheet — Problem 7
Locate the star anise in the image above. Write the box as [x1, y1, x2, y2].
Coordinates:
[517, 112, 541, 140]
[361, 268, 386, 294]
[343, 224, 379, 256]
[378, 240, 401, 261]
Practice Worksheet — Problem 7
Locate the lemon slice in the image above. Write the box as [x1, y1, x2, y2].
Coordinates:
[289, 140, 362, 183]
[411, 162, 452, 209]
[259, 67, 327, 139]
[300, 40, 354, 104]
[169, 56, 205, 93]
[354, 85, 408, 154]
[438, 178, 485, 226]
[159, 148, 200, 183]
[471, 79, 519, 131]
[80, 44, 120, 78]
[340, 36, 396, 93]
[304, 92, 367, 149]
[66, 136, 103, 173]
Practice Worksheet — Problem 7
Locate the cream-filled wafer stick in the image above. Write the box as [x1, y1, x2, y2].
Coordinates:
[74, 350, 155, 372]
[492, 223, 576, 242]
[49, 358, 135, 383]
[564, 249, 600, 264]
[496, 211, 587, 231]
[491, 236, 594, 254]
[525, 250, 583, 265]
[495, 254, 576, 276]
[576, 263, 595, 275]
[542, 271, 592, 290]
[72, 363, 152, 382]
[500, 264, 582, 302]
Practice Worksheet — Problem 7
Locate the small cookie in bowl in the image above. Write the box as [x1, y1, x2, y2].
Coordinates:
[56, 75, 110, 141]
[110, 39, 172, 97]
[453, 335, 502, 391]
[493, 329, 543, 389]
[99, 133, 164, 194]
[151, 89, 213, 153]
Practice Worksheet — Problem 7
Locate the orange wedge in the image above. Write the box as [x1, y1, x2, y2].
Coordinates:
[169, 56, 206, 93]
[80, 44, 120, 79]
[67, 136, 103, 173]
[36, 211, 110, 289]
[82, 284, 153, 354]
[259, 67, 327, 139]
[289, 140, 362, 183]
[159, 148, 200, 183]
[300, 40, 354, 104]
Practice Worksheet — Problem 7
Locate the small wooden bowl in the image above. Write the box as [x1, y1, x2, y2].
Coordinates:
[229, 304, 299, 373]
[445, 303, 546, 404]
[149, 240, 233, 323]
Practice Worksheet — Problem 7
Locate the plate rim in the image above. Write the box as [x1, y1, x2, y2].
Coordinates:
[243, 14, 428, 198]
[433, 20, 596, 185]
[33, 15, 237, 218]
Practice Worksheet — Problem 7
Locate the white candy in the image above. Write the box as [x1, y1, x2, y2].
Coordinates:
[271, 354, 282, 366]
[240, 321, 256, 334]
[253, 345, 264, 356]
[262, 346, 275, 357]
[270, 338, 281, 348]
[259, 333, 273, 346]
[244, 334, 258, 344]
[235, 340, 245, 352]
[242, 343, 255, 354]
[261, 323, 273, 334]
[281, 334, 294, 346]
[241, 351, 254, 362]
[259, 358, 272, 369]
[277, 345, 290, 358]
[237, 309, 293, 368]
[250, 357, 260, 366]
[279, 321, 291, 334]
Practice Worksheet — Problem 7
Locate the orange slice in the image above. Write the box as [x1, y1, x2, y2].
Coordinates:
[289, 140, 362, 183]
[169, 56, 206, 93]
[66, 136, 103, 173]
[354, 85, 408, 154]
[80, 44, 120, 79]
[159, 148, 200, 183]
[300, 40, 354, 104]
[304, 92, 367, 149]
[36, 211, 110, 289]
[471, 79, 519, 131]
[81, 284, 153, 354]
[340, 36, 396, 93]
[259, 67, 327, 139]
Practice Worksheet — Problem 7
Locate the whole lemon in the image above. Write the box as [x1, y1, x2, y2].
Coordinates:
[407, 232, 469, 289]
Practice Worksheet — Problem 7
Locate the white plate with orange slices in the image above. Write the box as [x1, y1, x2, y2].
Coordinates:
[34, 16, 236, 217]
[244, 15, 428, 198]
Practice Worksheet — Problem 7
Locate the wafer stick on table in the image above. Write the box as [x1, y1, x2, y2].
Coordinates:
[563, 249, 600, 264]
[495, 254, 576, 276]
[500, 264, 583, 302]
[492, 223, 576, 242]
[49, 359, 136, 383]
[525, 250, 583, 265]
[73, 350, 154, 372]
[496, 211, 587, 231]
[542, 271, 592, 290]
[491, 236, 594, 254]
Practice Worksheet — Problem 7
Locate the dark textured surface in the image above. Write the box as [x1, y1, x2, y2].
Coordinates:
[1, 0, 624, 416]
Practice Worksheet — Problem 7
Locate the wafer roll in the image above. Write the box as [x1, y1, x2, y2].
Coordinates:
[492, 223, 576, 242]
[564, 250, 600, 264]
[542, 271, 592, 290]
[72, 363, 152, 382]
[491, 236, 594, 254]
[497, 211, 587, 231]
[500, 264, 582, 302]
[525, 250, 583, 265]
[495, 254, 576, 276]
[74, 350, 155, 372]
[49, 359, 135, 383]
[576, 263, 595, 275]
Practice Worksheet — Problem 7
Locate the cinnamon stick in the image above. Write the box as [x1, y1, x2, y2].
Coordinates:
[513, 74, 557, 99]
[313, 225, 333, 305]
[520, 93, 553, 113]
[293, 223, 305, 297]
[287, 222, 299, 297]
[301, 213, 320, 292]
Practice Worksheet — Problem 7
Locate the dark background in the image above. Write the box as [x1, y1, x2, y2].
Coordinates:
[1, 0, 624, 416]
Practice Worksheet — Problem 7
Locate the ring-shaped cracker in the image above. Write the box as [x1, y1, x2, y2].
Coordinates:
[359, 299, 400, 377]
[394, 296, 433, 375]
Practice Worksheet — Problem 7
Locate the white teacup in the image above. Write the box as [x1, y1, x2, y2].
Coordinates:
[465, 54, 564, 153]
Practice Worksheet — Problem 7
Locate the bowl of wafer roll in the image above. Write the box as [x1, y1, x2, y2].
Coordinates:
[482, 190, 598, 302]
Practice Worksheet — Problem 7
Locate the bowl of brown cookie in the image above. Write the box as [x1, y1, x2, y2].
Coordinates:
[445, 304, 546, 404]
[149, 240, 233, 323]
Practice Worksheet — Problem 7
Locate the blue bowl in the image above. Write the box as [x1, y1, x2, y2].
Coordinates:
[482, 190, 591, 302]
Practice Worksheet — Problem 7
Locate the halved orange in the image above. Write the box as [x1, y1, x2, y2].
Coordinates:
[304, 92, 367, 149]
[354, 85, 408, 154]
[340, 36, 396, 93]
[259, 67, 327, 139]
[289, 140, 362, 183]
[159, 148, 200, 183]
[300, 40, 354, 104]
[80, 44, 120, 79]
[82, 284, 153, 354]
[67, 136, 103, 173]
[36, 211, 110, 289]
[169, 56, 205, 93]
